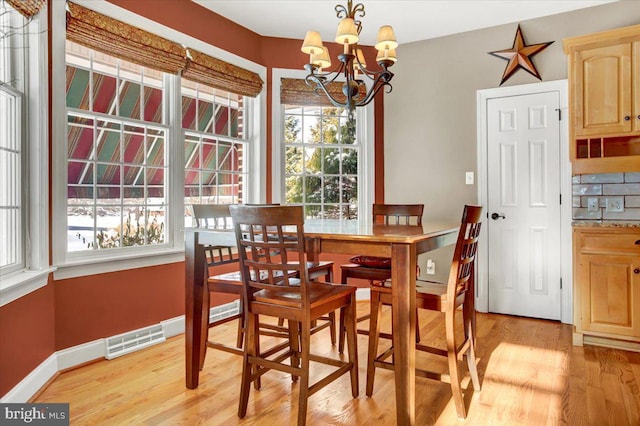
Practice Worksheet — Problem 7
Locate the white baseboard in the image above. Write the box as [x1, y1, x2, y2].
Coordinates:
[57, 339, 105, 371]
[1, 354, 57, 403]
[161, 315, 185, 338]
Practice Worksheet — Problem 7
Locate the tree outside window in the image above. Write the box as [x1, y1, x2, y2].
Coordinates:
[284, 105, 358, 220]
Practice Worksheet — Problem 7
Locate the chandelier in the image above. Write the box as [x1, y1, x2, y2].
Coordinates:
[301, 0, 398, 114]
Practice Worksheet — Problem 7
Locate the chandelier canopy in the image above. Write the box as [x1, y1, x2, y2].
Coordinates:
[301, 0, 398, 113]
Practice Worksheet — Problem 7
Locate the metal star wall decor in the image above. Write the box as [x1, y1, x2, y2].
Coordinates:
[488, 24, 554, 86]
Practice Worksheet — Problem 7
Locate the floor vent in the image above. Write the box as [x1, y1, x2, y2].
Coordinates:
[209, 300, 240, 324]
[104, 324, 166, 360]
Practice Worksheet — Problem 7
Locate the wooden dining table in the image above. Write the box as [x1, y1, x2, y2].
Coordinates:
[185, 218, 459, 425]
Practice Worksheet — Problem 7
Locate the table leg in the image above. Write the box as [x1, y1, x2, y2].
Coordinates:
[391, 243, 416, 425]
[305, 237, 320, 262]
[185, 230, 206, 389]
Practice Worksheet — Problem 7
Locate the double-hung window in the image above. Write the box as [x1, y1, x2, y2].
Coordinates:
[182, 81, 248, 209]
[283, 105, 359, 219]
[274, 72, 374, 221]
[0, 0, 50, 305]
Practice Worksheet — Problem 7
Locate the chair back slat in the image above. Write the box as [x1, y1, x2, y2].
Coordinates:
[192, 204, 233, 230]
[448, 205, 483, 304]
[372, 204, 424, 226]
[231, 205, 311, 310]
[192, 204, 237, 268]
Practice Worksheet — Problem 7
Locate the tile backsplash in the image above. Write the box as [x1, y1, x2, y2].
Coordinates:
[572, 173, 640, 221]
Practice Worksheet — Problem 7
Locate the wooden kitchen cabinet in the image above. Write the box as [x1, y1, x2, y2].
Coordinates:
[564, 25, 640, 174]
[573, 226, 640, 351]
[573, 43, 632, 136]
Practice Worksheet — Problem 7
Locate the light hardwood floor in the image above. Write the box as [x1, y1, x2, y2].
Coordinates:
[34, 302, 640, 425]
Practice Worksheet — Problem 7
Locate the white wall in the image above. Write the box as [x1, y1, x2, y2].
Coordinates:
[384, 1, 640, 282]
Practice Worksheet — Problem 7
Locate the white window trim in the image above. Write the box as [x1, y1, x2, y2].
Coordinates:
[0, 4, 54, 307]
[271, 68, 374, 216]
[51, 0, 266, 279]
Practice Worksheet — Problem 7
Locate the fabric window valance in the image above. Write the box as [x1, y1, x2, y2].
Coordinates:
[6, 0, 45, 17]
[66, 2, 263, 97]
[280, 77, 367, 107]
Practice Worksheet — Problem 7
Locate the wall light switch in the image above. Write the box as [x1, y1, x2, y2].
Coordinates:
[587, 197, 598, 212]
[605, 196, 624, 213]
[465, 172, 474, 185]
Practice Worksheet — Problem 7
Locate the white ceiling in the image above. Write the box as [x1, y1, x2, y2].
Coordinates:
[193, 0, 615, 46]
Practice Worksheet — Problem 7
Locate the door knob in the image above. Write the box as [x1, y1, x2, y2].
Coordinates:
[491, 213, 506, 220]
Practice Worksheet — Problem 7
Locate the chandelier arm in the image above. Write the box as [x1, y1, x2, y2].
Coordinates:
[305, 74, 349, 109]
[323, 61, 346, 78]
[354, 77, 393, 107]
[305, 62, 347, 85]
[356, 64, 387, 81]
[357, 68, 394, 92]
[351, 49, 395, 81]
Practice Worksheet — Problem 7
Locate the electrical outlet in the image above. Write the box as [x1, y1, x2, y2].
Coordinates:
[426, 259, 435, 275]
[587, 197, 598, 212]
[605, 196, 624, 213]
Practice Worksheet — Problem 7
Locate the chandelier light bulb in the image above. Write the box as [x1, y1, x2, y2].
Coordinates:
[376, 48, 398, 63]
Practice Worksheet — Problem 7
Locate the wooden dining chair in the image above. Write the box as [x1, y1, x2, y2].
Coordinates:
[230, 205, 359, 426]
[366, 204, 482, 419]
[338, 203, 424, 353]
[192, 204, 245, 368]
[194, 204, 337, 370]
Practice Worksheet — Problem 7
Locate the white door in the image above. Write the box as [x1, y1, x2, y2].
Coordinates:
[487, 91, 561, 320]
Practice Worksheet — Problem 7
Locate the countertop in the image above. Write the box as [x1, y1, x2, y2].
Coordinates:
[572, 220, 640, 228]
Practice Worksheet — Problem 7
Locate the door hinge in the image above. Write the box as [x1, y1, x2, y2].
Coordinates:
[560, 194, 562, 205]
[555, 108, 561, 120]
[560, 278, 563, 289]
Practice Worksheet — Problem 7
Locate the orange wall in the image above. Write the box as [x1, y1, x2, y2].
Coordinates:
[108, 0, 263, 64]
[54, 264, 184, 349]
[0, 285, 55, 396]
[0, 0, 384, 398]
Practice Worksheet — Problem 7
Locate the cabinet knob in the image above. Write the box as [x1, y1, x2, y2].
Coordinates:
[637, 115, 640, 120]
[635, 268, 640, 274]
[624, 115, 631, 121]
[636, 240, 640, 245]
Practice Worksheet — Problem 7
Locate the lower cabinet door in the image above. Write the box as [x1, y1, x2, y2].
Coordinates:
[580, 254, 640, 338]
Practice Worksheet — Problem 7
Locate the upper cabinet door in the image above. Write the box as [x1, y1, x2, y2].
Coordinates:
[574, 43, 632, 136]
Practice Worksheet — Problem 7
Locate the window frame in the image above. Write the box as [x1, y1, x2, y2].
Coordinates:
[51, 0, 266, 280]
[271, 68, 374, 219]
[0, 1, 54, 307]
